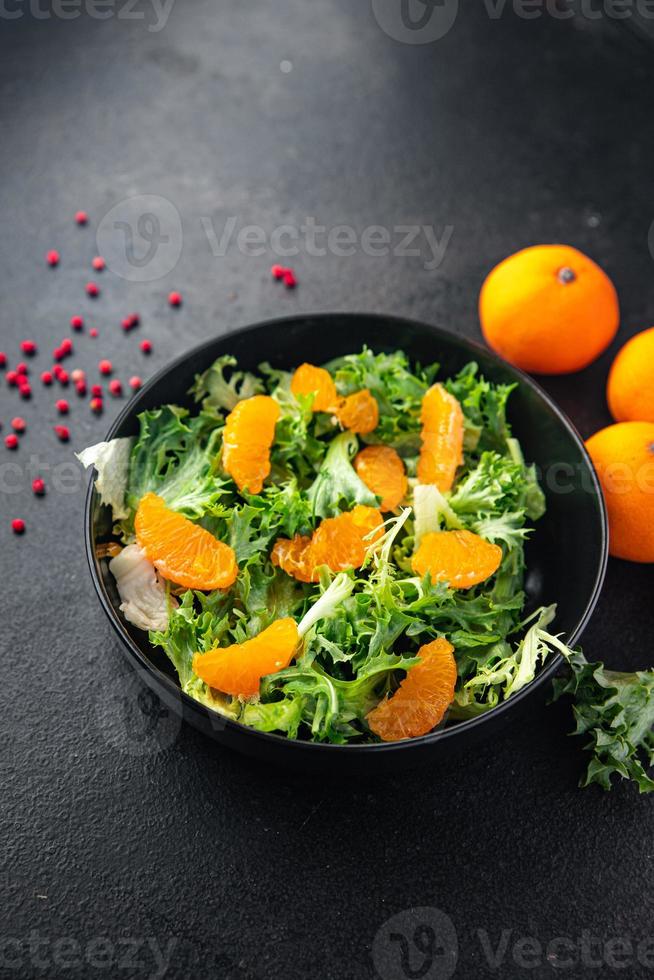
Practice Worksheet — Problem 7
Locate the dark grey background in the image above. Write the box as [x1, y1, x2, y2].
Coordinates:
[2, 3, 654, 978]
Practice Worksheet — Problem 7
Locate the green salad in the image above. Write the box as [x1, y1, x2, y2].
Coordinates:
[79, 347, 654, 791]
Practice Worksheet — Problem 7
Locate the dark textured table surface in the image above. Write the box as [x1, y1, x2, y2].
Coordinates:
[2, 3, 654, 979]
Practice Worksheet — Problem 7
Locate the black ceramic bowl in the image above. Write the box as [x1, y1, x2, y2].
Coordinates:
[85, 313, 607, 772]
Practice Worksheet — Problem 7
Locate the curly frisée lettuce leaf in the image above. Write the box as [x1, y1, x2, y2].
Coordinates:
[124, 406, 227, 520]
[76, 437, 134, 520]
[552, 649, 654, 793]
[190, 354, 264, 413]
[307, 431, 377, 518]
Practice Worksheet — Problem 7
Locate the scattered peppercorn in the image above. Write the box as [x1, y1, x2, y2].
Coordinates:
[0, 352, 6, 368]
[90, 397, 103, 414]
[108, 379, 123, 397]
[32, 478, 45, 496]
[98, 359, 112, 375]
[86, 282, 99, 298]
[6, 370, 18, 386]
[11, 417, 26, 433]
[16, 362, 28, 376]
[11, 518, 25, 534]
[47, 249, 60, 267]
[20, 340, 37, 356]
[75, 380, 87, 396]
[70, 315, 84, 331]
[91, 384, 103, 397]
[129, 376, 142, 390]
[271, 264, 285, 279]
[92, 256, 105, 271]
[19, 384, 32, 399]
[140, 339, 152, 354]
[5, 434, 19, 450]
[75, 210, 88, 225]
[71, 368, 85, 383]
[41, 371, 54, 385]
[89, 328, 98, 338]
[168, 291, 182, 307]
[282, 269, 297, 289]
[57, 370, 69, 386]
[60, 338, 73, 354]
[55, 399, 69, 414]
[54, 425, 70, 442]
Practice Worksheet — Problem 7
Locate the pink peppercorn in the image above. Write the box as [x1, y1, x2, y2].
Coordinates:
[91, 384, 103, 397]
[90, 328, 98, 338]
[54, 425, 70, 442]
[75, 380, 87, 396]
[53, 347, 64, 362]
[16, 362, 28, 376]
[271, 264, 285, 280]
[20, 340, 37, 356]
[98, 359, 112, 376]
[19, 384, 31, 399]
[56, 399, 69, 414]
[6, 370, 18, 386]
[90, 397, 103, 414]
[11, 518, 25, 534]
[11, 417, 26, 433]
[41, 371, 54, 385]
[92, 256, 105, 271]
[108, 379, 123, 397]
[86, 282, 99, 298]
[5, 434, 19, 450]
[46, 249, 60, 267]
[60, 338, 73, 354]
[140, 339, 152, 354]
[75, 210, 88, 225]
[168, 291, 182, 307]
[0, 353, 6, 368]
[70, 315, 84, 331]
[282, 269, 297, 289]
[71, 368, 85, 383]
[129, 376, 142, 390]
[58, 370, 69, 386]
[32, 478, 45, 496]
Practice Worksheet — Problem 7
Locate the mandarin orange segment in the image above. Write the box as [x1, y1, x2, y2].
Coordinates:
[135, 492, 238, 591]
[366, 637, 457, 741]
[411, 529, 502, 589]
[290, 363, 338, 413]
[336, 389, 379, 435]
[222, 395, 280, 494]
[417, 383, 464, 490]
[271, 534, 314, 583]
[272, 506, 384, 582]
[192, 618, 299, 698]
[354, 445, 407, 511]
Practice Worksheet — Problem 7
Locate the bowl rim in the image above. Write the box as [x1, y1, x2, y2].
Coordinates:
[84, 312, 608, 756]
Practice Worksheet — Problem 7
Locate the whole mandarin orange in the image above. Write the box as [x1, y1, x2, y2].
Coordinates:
[607, 327, 654, 423]
[585, 421, 654, 562]
[479, 245, 619, 374]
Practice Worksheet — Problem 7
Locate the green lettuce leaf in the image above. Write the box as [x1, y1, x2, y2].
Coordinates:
[306, 431, 377, 518]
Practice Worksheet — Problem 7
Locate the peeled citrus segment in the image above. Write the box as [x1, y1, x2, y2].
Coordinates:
[135, 492, 238, 591]
[222, 395, 280, 494]
[336, 389, 379, 435]
[271, 534, 314, 583]
[417, 383, 464, 490]
[367, 637, 457, 741]
[354, 445, 407, 511]
[192, 618, 299, 698]
[272, 506, 384, 582]
[290, 363, 338, 412]
[412, 529, 502, 589]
